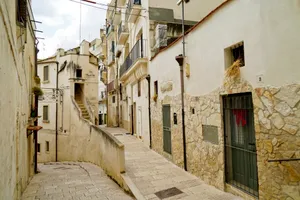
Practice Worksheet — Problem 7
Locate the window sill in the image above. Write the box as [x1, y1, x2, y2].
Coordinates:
[43, 120, 50, 123]
[42, 80, 50, 84]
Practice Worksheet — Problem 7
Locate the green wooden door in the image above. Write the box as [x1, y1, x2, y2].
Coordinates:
[223, 93, 258, 197]
[162, 105, 171, 154]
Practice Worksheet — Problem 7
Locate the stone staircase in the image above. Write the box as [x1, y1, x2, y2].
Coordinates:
[75, 95, 91, 121]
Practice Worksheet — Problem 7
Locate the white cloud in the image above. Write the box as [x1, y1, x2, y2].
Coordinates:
[33, 0, 111, 59]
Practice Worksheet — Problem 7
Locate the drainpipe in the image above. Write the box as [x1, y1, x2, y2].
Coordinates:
[34, 44, 39, 174]
[146, 75, 152, 149]
[175, 0, 187, 171]
[55, 61, 59, 162]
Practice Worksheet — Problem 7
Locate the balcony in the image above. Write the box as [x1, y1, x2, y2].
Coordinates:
[118, 21, 129, 45]
[120, 39, 148, 81]
[126, 0, 141, 23]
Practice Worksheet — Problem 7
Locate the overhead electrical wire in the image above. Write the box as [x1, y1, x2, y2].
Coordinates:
[69, 0, 147, 18]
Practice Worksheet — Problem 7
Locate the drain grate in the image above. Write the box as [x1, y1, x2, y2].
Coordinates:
[155, 187, 183, 199]
[114, 133, 123, 136]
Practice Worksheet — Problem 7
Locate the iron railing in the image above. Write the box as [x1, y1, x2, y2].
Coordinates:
[126, 0, 141, 21]
[120, 39, 147, 77]
[118, 21, 129, 39]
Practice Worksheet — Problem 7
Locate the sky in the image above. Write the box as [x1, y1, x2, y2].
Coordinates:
[32, 0, 110, 59]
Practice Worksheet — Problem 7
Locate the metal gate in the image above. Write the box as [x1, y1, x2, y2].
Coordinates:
[162, 105, 171, 154]
[223, 93, 258, 197]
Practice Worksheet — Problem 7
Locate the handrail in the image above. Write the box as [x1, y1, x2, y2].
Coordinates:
[268, 158, 300, 163]
[120, 39, 147, 77]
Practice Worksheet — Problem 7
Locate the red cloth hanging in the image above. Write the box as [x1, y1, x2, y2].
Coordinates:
[233, 109, 247, 127]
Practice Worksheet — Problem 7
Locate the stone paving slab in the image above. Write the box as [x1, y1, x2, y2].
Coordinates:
[100, 127, 243, 200]
[21, 162, 134, 200]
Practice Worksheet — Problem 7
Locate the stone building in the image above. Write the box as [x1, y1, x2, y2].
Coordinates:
[37, 56, 57, 163]
[149, 0, 300, 199]
[37, 40, 99, 162]
[0, 0, 39, 199]
[104, 0, 224, 147]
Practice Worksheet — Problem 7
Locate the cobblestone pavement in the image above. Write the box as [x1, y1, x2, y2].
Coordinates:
[101, 127, 242, 200]
[21, 162, 134, 200]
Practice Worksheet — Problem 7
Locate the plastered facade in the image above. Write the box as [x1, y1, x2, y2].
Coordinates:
[0, 0, 36, 199]
[150, 0, 300, 199]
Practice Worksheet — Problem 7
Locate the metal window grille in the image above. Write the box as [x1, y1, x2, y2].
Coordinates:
[43, 105, 49, 121]
[17, 0, 27, 27]
[231, 43, 245, 66]
[43, 66, 49, 81]
[223, 93, 258, 197]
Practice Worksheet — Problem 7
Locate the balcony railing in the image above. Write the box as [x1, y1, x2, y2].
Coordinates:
[120, 39, 147, 77]
[118, 21, 129, 39]
[107, 80, 115, 92]
[126, 0, 141, 21]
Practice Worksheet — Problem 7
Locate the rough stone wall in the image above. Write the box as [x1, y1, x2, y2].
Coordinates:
[151, 80, 300, 199]
[254, 84, 300, 200]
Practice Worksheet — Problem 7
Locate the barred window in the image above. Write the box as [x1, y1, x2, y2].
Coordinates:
[17, 0, 27, 27]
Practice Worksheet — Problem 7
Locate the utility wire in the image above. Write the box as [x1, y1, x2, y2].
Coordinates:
[70, 0, 147, 18]
[81, 0, 148, 11]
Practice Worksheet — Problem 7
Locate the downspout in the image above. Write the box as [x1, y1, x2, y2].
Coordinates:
[146, 75, 152, 149]
[34, 43, 39, 174]
[180, 0, 187, 171]
[55, 61, 59, 162]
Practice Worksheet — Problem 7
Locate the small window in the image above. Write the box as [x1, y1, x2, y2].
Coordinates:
[112, 96, 116, 103]
[37, 143, 40, 153]
[46, 141, 49, 152]
[43, 66, 49, 81]
[224, 42, 245, 69]
[43, 105, 49, 121]
[231, 43, 245, 66]
[76, 69, 82, 78]
[138, 80, 141, 97]
[17, 0, 27, 27]
[154, 81, 158, 96]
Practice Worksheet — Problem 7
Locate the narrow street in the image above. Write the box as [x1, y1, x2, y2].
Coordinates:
[21, 162, 133, 200]
[101, 127, 242, 200]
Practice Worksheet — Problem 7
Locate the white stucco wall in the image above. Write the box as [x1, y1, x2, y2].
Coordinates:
[150, 0, 300, 97]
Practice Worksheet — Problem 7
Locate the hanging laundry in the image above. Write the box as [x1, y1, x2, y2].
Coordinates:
[233, 109, 247, 127]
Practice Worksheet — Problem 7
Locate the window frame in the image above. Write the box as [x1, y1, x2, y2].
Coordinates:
[138, 79, 141, 97]
[76, 69, 82, 78]
[46, 141, 50, 152]
[43, 105, 49, 121]
[37, 143, 40, 153]
[154, 81, 158, 96]
[43, 65, 49, 81]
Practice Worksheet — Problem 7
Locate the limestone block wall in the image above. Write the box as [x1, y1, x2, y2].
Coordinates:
[151, 80, 300, 199]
